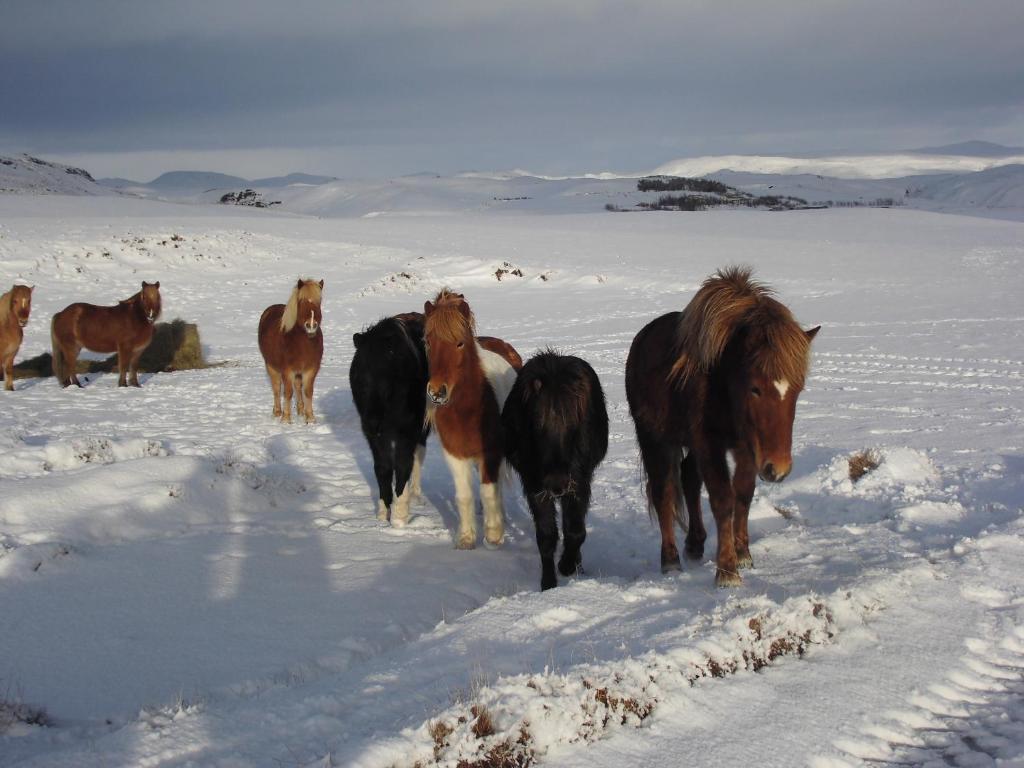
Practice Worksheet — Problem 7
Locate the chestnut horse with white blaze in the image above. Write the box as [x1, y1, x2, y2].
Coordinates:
[625, 267, 819, 587]
[0, 284, 33, 391]
[423, 289, 520, 549]
[258, 279, 323, 423]
[51, 281, 162, 388]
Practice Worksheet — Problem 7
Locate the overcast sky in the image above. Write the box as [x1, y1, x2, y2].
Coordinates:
[2, 0, 1022, 180]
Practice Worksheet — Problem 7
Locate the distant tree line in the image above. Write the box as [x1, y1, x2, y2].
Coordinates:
[637, 176, 729, 194]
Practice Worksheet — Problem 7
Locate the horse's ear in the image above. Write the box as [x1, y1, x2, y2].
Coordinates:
[805, 325, 821, 342]
[154, 281, 160, 289]
[424, 300, 434, 315]
[319, 279, 324, 290]
[297, 278, 305, 289]
[353, 332, 363, 349]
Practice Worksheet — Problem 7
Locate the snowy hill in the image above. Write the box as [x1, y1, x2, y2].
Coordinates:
[908, 140, 1024, 157]
[0, 155, 111, 196]
[908, 163, 1024, 209]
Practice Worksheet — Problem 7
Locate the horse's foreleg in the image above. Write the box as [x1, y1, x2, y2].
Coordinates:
[637, 432, 683, 573]
[479, 455, 504, 548]
[731, 449, 757, 569]
[681, 451, 707, 559]
[443, 449, 476, 549]
[301, 369, 316, 423]
[558, 482, 590, 578]
[527, 491, 558, 590]
[701, 452, 740, 587]
[410, 441, 426, 499]
[265, 365, 283, 418]
[128, 347, 144, 387]
[2, 354, 13, 391]
[281, 370, 294, 423]
[116, 344, 131, 387]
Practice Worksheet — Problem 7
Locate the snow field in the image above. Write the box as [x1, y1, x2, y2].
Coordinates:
[0, 198, 1021, 766]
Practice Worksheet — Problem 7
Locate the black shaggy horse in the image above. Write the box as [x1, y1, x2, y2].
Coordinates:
[350, 313, 430, 526]
[502, 351, 608, 590]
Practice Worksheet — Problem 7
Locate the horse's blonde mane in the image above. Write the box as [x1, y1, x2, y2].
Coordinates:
[670, 266, 811, 387]
[281, 279, 323, 332]
[424, 288, 475, 343]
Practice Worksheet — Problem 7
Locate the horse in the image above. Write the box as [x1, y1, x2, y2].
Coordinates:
[423, 289, 520, 549]
[0, 284, 33, 391]
[503, 351, 608, 590]
[350, 313, 430, 526]
[51, 281, 162, 388]
[429, 289, 523, 371]
[258, 278, 324, 424]
[625, 267, 819, 587]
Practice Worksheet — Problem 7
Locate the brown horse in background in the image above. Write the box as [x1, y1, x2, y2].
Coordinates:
[625, 267, 819, 587]
[0, 284, 33, 391]
[258, 278, 324, 423]
[424, 289, 520, 549]
[52, 281, 162, 388]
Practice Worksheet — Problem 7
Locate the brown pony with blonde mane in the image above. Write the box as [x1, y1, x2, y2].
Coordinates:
[424, 289, 520, 549]
[626, 267, 819, 587]
[258, 278, 324, 423]
[0, 284, 33, 391]
[52, 281, 162, 388]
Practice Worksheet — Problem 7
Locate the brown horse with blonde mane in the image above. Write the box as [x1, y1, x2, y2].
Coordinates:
[51, 281, 162, 388]
[258, 278, 324, 423]
[424, 289, 520, 549]
[0, 284, 33, 391]
[626, 267, 819, 587]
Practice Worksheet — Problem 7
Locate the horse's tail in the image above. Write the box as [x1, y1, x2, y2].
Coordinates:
[50, 314, 66, 385]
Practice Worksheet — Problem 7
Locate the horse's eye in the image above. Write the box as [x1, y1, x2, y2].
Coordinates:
[456, 341, 464, 349]
[751, 386, 762, 397]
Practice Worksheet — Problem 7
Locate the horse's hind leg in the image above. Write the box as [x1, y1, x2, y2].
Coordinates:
[558, 482, 590, 578]
[480, 456, 505, 548]
[637, 431, 683, 573]
[2, 353, 13, 391]
[115, 343, 131, 387]
[681, 451, 707, 559]
[370, 437, 395, 522]
[265, 365, 283, 418]
[528, 492, 559, 590]
[391, 435, 418, 526]
[128, 347, 144, 387]
[410, 439, 426, 499]
[66, 344, 83, 387]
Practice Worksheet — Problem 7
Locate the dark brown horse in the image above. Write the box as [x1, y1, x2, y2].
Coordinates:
[51, 282, 162, 388]
[258, 278, 324, 423]
[424, 289, 520, 549]
[0, 284, 33, 391]
[625, 267, 819, 587]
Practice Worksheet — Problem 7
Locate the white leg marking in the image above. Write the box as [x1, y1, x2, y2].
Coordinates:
[774, 379, 790, 398]
[443, 448, 476, 549]
[411, 443, 425, 499]
[481, 480, 505, 548]
[376, 498, 389, 522]
[726, 449, 737, 481]
[392, 482, 412, 527]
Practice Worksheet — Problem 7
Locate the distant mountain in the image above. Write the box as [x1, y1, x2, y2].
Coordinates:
[146, 171, 250, 192]
[0, 154, 111, 196]
[909, 141, 1024, 157]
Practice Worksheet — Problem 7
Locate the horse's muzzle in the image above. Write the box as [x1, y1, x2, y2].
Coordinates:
[759, 461, 791, 483]
[17, 319, 28, 327]
[427, 384, 449, 406]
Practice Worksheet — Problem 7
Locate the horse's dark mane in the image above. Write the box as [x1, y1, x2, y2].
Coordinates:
[516, 349, 590, 434]
[671, 266, 811, 387]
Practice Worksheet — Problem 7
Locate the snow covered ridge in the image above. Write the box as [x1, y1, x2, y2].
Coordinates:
[0, 155, 111, 196]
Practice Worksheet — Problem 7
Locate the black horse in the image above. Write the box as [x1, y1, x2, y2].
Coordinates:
[350, 313, 430, 525]
[502, 351, 608, 590]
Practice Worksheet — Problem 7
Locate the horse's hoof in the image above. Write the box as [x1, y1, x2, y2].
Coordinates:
[558, 556, 582, 578]
[391, 512, 410, 528]
[736, 552, 753, 569]
[376, 501, 389, 522]
[715, 568, 743, 588]
[661, 554, 682, 574]
[455, 534, 476, 550]
[684, 538, 705, 560]
[540, 576, 557, 591]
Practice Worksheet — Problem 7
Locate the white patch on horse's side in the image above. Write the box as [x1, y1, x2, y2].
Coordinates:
[774, 379, 790, 398]
[477, 344, 517, 411]
[726, 449, 736, 481]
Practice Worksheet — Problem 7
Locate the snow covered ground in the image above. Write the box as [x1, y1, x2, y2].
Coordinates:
[0, 193, 1022, 767]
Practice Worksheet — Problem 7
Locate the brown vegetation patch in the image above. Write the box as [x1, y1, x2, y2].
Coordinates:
[848, 449, 881, 482]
